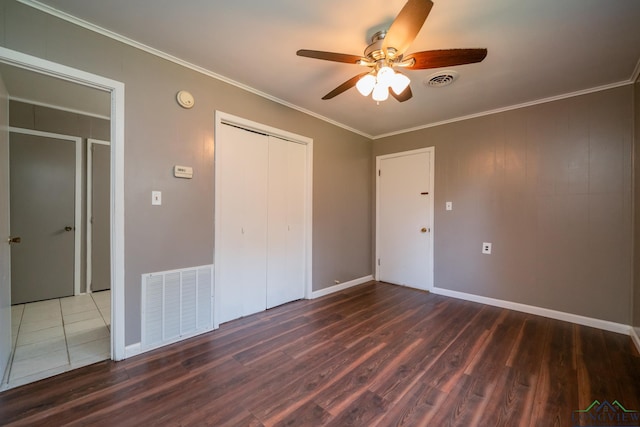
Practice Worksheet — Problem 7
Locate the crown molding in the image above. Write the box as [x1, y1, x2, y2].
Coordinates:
[373, 79, 634, 140]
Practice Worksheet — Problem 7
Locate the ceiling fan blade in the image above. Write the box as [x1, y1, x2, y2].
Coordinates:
[405, 48, 488, 70]
[297, 49, 364, 64]
[382, 0, 434, 56]
[322, 72, 370, 100]
[390, 85, 413, 102]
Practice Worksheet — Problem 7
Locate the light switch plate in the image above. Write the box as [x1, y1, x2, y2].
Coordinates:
[152, 191, 162, 206]
[446, 201, 453, 211]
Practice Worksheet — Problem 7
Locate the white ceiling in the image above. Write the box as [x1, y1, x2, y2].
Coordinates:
[17, 0, 640, 137]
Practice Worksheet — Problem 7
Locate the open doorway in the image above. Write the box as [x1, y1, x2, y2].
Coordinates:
[7, 122, 110, 387]
[0, 47, 125, 390]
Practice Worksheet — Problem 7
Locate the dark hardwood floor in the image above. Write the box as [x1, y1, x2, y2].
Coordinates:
[1, 281, 639, 426]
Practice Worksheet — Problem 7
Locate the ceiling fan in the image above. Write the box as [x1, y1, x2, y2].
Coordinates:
[296, 0, 487, 103]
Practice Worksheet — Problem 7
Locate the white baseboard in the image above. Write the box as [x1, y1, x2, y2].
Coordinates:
[430, 286, 631, 336]
[124, 343, 141, 358]
[631, 327, 640, 354]
[123, 327, 217, 360]
[310, 275, 374, 299]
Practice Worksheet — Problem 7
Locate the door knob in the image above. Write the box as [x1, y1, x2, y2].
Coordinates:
[64, 226, 73, 232]
[7, 236, 21, 244]
[421, 227, 428, 233]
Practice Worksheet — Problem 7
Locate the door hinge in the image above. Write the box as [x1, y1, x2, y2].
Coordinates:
[378, 169, 381, 177]
[377, 258, 381, 266]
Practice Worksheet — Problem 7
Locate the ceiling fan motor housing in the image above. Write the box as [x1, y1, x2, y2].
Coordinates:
[364, 31, 387, 60]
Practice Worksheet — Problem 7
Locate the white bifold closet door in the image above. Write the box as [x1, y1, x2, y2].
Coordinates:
[217, 124, 306, 324]
[267, 137, 306, 309]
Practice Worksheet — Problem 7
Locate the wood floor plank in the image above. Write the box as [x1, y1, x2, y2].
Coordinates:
[463, 309, 524, 378]
[574, 324, 629, 415]
[324, 390, 388, 427]
[482, 315, 550, 426]
[528, 320, 578, 427]
[418, 310, 523, 426]
[257, 338, 386, 425]
[419, 305, 502, 394]
[272, 400, 332, 427]
[371, 380, 447, 427]
[369, 300, 509, 408]
[424, 373, 491, 427]
[0, 361, 129, 424]
[315, 333, 421, 416]
[482, 367, 538, 427]
[1, 281, 638, 427]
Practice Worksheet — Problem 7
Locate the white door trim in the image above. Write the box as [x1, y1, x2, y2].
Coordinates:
[213, 111, 313, 329]
[0, 46, 126, 361]
[9, 127, 82, 296]
[86, 138, 110, 294]
[375, 147, 435, 290]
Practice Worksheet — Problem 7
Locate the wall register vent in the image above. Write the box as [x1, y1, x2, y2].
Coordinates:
[141, 264, 214, 351]
[424, 70, 459, 87]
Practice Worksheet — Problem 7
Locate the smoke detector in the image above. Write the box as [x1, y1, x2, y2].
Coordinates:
[424, 70, 459, 88]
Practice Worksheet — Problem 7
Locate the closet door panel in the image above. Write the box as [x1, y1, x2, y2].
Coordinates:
[285, 142, 306, 302]
[217, 124, 268, 323]
[267, 138, 306, 308]
[217, 124, 246, 323]
[241, 134, 268, 316]
[266, 138, 290, 308]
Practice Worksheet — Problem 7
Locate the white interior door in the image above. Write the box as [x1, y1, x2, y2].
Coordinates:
[377, 148, 434, 290]
[266, 137, 306, 308]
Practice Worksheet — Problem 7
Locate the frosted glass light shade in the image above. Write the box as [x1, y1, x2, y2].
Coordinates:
[391, 72, 411, 95]
[372, 83, 389, 101]
[376, 66, 394, 86]
[356, 74, 376, 96]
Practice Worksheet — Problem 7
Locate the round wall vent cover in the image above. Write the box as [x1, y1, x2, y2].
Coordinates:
[424, 70, 459, 88]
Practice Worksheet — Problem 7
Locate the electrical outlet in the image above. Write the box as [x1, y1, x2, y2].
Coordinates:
[446, 201, 453, 211]
[482, 242, 492, 255]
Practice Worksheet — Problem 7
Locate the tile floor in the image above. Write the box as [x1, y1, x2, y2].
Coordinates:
[2, 290, 111, 390]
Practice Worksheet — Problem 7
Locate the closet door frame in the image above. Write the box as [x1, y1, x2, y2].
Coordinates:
[213, 111, 313, 329]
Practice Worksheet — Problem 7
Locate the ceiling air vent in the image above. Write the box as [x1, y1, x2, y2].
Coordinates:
[424, 70, 459, 88]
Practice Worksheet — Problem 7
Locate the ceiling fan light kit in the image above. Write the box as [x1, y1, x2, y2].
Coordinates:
[357, 67, 411, 102]
[296, 0, 487, 103]
[356, 73, 376, 96]
[372, 82, 390, 102]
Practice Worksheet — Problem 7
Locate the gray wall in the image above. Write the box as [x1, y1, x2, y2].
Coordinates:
[374, 86, 634, 325]
[0, 0, 372, 345]
[634, 78, 640, 332]
[9, 100, 110, 295]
